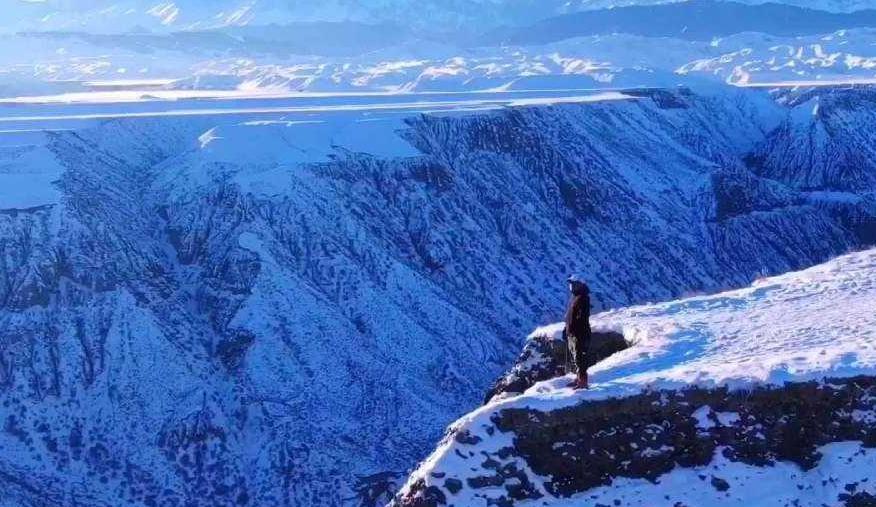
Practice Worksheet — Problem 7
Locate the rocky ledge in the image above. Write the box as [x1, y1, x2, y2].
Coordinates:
[483, 331, 629, 404]
[399, 376, 876, 506]
[392, 249, 876, 507]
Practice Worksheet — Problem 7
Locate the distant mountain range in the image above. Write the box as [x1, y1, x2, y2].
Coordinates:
[483, 0, 876, 44]
[9, 0, 876, 35]
[5, 0, 876, 96]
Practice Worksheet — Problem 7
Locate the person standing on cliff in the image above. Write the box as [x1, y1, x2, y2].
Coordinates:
[564, 274, 592, 389]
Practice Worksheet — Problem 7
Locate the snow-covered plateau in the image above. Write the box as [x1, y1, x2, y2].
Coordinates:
[393, 248, 876, 507]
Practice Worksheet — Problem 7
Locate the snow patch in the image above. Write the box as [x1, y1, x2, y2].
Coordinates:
[0, 143, 63, 209]
[693, 405, 716, 430]
[198, 127, 221, 148]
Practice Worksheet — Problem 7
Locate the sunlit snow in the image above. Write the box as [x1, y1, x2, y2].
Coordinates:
[401, 248, 876, 504]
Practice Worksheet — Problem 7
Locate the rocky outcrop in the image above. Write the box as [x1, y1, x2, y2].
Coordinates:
[393, 247, 876, 507]
[397, 377, 876, 507]
[483, 331, 628, 403]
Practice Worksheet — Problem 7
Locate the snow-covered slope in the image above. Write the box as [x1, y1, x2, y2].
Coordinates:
[393, 248, 876, 507]
[1, 85, 875, 506]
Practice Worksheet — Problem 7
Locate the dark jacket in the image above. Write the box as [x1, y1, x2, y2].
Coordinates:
[565, 283, 591, 341]
[564, 283, 592, 372]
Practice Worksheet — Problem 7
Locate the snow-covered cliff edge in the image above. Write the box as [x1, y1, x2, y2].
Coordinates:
[394, 248, 876, 507]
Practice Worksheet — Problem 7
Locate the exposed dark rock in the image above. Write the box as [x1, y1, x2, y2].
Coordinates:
[402, 480, 447, 507]
[396, 376, 876, 506]
[495, 377, 876, 498]
[455, 430, 483, 445]
[443, 478, 462, 495]
[352, 471, 403, 507]
[710, 476, 730, 492]
[484, 331, 629, 403]
[468, 475, 504, 489]
[843, 492, 876, 507]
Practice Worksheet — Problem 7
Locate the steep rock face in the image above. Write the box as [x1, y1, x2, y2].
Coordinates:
[750, 87, 876, 192]
[0, 87, 875, 506]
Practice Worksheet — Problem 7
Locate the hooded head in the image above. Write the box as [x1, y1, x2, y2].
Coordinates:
[567, 273, 588, 295]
